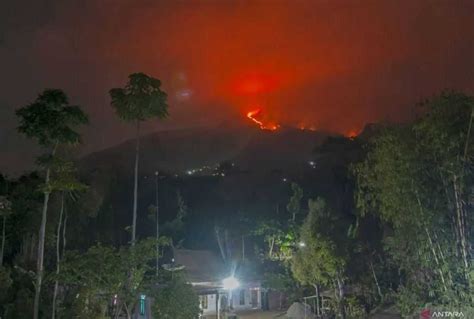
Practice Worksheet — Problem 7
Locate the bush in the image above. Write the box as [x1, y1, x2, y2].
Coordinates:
[152, 277, 201, 319]
[345, 296, 366, 319]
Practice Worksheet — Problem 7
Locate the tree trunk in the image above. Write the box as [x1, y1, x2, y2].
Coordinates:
[313, 284, 321, 317]
[439, 173, 461, 259]
[62, 208, 67, 258]
[414, 190, 449, 291]
[461, 104, 473, 174]
[433, 231, 453, 285]
[241, 235, 245, 263]
[155, 172, 159, 276]
[113, 299, 122, 319]
[123, 302, 131, 319]
[131, 121, 140, 246]
[52, 192, 65, 319]
[225, 229, 231, 261]
[425, 226, 448, 291]
[461, 105, 473, 257]
[30, 234, 36, 264]
[33, 166, 52, 319]
[453, 176, 469, 270]
[0, 214, 6, 267]
[369, 259, 383, 301]
[269, 236, 275, 258]
[215, 226, 227, 262]
[336, 277, 346, 319]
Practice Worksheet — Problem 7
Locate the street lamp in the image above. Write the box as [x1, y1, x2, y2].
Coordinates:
[222, 276, 240, 290]
[222, 276, 240, 315]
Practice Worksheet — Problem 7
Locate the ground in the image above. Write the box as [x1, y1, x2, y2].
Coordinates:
[234, 309, 402, 319]
[236, 310, 285, 318]
[203, 310, 284, 319]
[207, 308, 402, 319]
[369, 307, 402, 319]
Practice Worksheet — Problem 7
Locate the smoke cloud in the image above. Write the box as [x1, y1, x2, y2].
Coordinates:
[1, 0, 473, 171]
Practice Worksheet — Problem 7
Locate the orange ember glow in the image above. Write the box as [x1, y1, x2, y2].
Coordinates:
[246, 108, 280, 131]
[298, 123, 317, 131]
[346, 130, 360, 139]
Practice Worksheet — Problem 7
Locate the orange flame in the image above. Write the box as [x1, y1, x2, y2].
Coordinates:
[246, 108, 280, 131]
[298, 123, 317, 131]
[345, 129, 359, 138]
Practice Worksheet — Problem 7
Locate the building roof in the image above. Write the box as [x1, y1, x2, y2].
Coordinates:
[173, 248, 226, 284]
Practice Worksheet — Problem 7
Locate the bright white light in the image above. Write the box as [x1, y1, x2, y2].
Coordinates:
[222, 276, 240, 290]
[298, 242, 306, 247]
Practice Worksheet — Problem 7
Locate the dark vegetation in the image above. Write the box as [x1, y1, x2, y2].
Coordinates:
[0, 75, 472, 319]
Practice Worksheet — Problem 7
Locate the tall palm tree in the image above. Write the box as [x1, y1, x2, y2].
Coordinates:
[16, 89, 88, 319]
[109, 73, 168, 245]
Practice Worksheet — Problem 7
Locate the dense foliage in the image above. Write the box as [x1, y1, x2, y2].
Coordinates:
[151, 275, 200, 319]
[58, 237, 169, 318]
[353, 91, 473, 315]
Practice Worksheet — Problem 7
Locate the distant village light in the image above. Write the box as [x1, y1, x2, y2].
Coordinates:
[222, 276, 240, 290]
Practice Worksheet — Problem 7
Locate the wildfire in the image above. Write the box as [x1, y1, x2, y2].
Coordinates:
[246, 108, 280, 131]
[298, 123, 317, 131]
[345, 129, 360, 139]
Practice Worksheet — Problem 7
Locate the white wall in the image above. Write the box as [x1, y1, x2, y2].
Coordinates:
[200, 287, 261, 316]
[201, 293, 218, 316]
[231, 288, 261, 311]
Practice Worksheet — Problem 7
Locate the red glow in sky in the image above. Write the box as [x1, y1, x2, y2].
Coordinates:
[233, 73, 280, 95]
[1, 0, 473, 158]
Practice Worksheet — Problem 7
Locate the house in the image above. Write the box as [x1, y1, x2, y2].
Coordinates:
[171, 248, 263, 318]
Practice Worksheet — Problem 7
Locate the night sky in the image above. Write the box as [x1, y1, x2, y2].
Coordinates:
[1, 0, 473, 173]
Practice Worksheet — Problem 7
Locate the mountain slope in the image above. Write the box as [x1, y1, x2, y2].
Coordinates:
[80, 124, 331, 176]
[75, 124, 364, 248]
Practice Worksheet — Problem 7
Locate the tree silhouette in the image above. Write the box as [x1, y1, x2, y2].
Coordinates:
[16, 89, 88, 319]
[110, 73, 168, 245]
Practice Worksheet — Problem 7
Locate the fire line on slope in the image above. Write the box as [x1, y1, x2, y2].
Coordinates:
[246, 108, 280, 131]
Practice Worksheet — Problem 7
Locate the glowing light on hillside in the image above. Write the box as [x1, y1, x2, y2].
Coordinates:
[346, 130, 360, 139]
[298, 123, 317, 131]
[246, 108, 280, 131]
